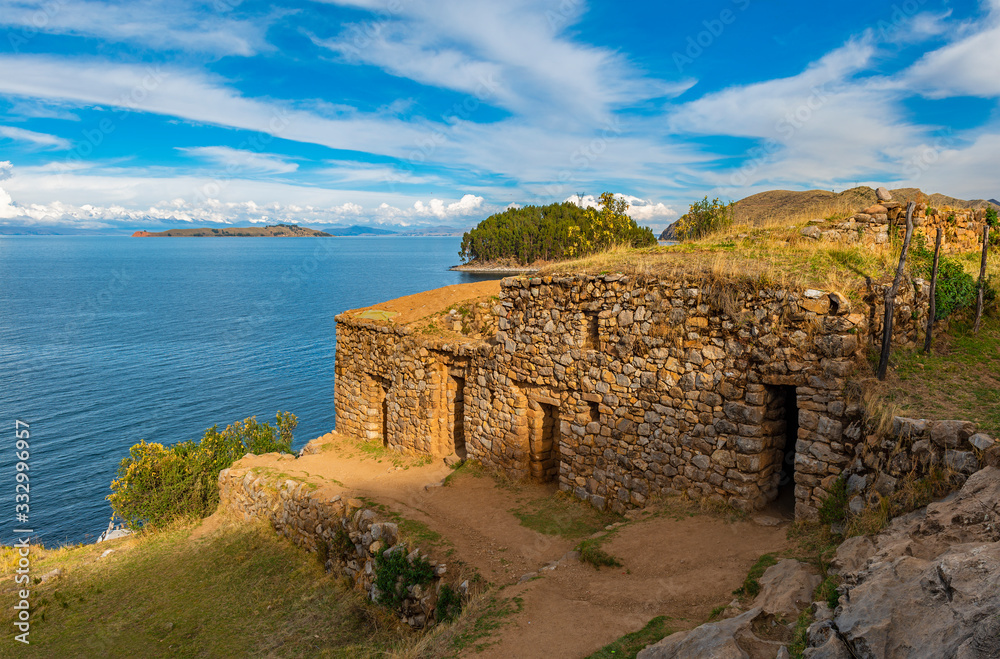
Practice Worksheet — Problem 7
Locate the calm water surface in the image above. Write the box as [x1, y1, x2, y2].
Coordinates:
[0, 236, 493, 545]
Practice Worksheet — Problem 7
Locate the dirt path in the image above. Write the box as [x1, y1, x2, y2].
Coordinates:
[477, 512, 791, 659]
[233, 434, 792, 658]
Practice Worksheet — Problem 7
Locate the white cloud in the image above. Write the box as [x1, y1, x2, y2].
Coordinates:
[0, 55, 430, 159]
[0, 0, 270, 56]
[0, 167, 494, 228]
[311, 0, 692, 126]
[179, 146, 299, 175]
[0, 125, 71, 149]
[412, 194, 484, 219]
[0, 161, 13, 180]
[901, 3, 1000, 97]
[564, 193, 677, 223]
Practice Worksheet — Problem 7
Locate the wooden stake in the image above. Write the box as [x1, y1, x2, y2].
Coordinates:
[974, 225, 990, 334]
[923, 227, 942, 353]
[877, 201, 915, 381]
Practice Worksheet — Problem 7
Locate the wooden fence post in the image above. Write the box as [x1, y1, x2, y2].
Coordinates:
[877, 201, 915, 381]
[923, 227, 942, 353]
[974, 225, 990, 334]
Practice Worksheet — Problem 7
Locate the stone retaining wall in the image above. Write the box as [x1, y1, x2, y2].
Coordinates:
[801, 202, 991, 253]
[218, 465, 458, 629]
[841, 415, 996, 512]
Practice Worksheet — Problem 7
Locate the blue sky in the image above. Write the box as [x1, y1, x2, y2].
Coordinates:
[0, 0, 998, 232]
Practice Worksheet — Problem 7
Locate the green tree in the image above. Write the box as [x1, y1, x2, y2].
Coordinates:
[459, 193, 656, 264]
[674, 196, 735, 241]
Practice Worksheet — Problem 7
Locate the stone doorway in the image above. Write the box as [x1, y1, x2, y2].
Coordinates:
[379, 378, 390, 446]
[765, 385, 799, 514]
[449, 374, 467, 459]
[528, 399, 560, 482]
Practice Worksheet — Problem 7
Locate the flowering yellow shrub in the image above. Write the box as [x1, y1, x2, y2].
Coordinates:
[108, 412, 296, 530]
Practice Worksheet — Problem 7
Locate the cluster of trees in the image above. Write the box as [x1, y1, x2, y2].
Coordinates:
[459, 192, 657, 264]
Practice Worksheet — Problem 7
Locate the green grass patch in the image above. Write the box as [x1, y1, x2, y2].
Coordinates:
[443, 459, 488, 486]
[444, 595, 523, 654]
[577, 538, 622, 569]
[511, 492, 622, 540]
[733, 553, 779, 599]
[1, 520, 413, 658]
[583, 615, 674, 659]
[886, 316, 1000, 435]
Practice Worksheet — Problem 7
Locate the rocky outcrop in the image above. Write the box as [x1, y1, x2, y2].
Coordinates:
[639, 559, 819, 659]
[638, 467, 1000, 659]
[823, 467, 1000, 658]
[799, 202, 991, 254]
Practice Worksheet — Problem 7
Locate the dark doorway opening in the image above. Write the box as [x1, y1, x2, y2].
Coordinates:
[771, 385, 799, 514]
[450, 375, 467, 459]
[529, 401, 560, 482]
[380, 378, 390, 447]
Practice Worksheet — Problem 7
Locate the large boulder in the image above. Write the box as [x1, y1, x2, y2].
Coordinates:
[637, 607, 786, 659]
[876, 187, 893, 201]
[753, 559, 821, 619]
[823, 467, 1000, 658]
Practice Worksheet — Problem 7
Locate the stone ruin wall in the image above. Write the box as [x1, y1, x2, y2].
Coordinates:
[333, 317, 486, 458]
[801, 201, 992, 253]
[335, 271, 960, 521]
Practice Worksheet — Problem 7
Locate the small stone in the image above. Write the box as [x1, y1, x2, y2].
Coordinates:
[876, 186, 892, 201]
[969, 433, 995, 451]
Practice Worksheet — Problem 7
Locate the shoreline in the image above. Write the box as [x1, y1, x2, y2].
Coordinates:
[449, 263, 539, 274]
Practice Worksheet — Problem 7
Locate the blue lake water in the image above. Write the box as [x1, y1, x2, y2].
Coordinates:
[0, 236, 495, 546]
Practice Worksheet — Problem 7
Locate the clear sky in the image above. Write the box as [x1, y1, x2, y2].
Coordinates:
[0, 0, 997, 232]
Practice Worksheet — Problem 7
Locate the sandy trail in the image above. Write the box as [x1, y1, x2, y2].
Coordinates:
[234, 434, 791, 658]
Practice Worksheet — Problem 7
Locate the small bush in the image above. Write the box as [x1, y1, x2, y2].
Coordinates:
[577, 539, 622, 569]
[986, 207, 998, 229]
[818, 477, 848, 525]
[675, 196, 734, 241]
[436, 584, 463, 622]
[108, 412, 296, 530]
[373, 548, 435, 609]
[911, 243, 981, 320]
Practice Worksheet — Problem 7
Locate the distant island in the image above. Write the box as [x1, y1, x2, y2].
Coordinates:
[132, 223, 333, 237]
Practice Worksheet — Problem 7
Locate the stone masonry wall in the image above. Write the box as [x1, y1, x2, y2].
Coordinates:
[467, 275, 867, 520]
[333, 315, 486, 458]
[335, 271, 949, 521]
[218, 464, 459, 630]
[801, 201, 991, 253]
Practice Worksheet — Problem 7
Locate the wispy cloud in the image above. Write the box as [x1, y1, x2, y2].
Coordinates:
[0, 0, 272, 56]
[0, 125, 72, 149]
[179, 146, 299, 175]
[310, 0, 693, 126]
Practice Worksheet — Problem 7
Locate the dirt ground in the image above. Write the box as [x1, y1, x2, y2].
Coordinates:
[234, 434, 792, 659]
